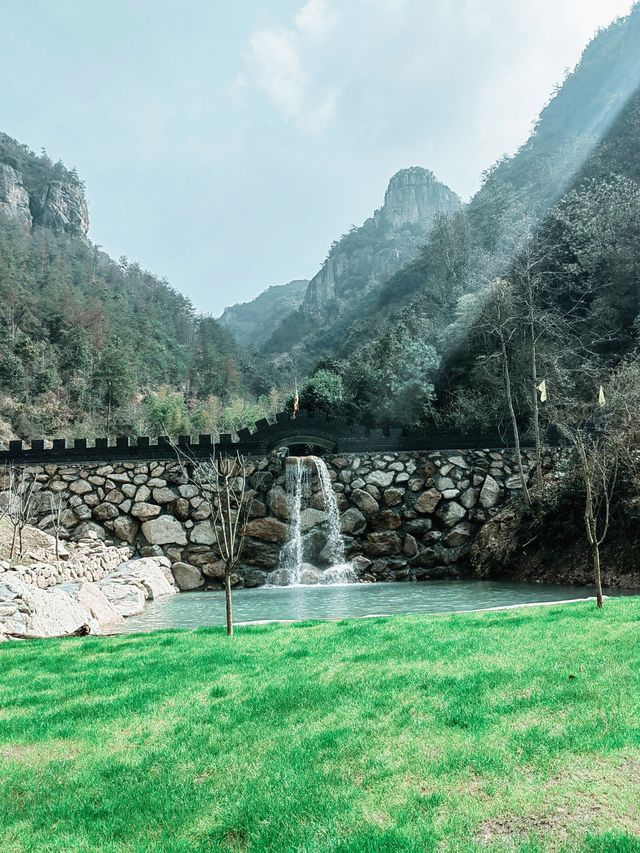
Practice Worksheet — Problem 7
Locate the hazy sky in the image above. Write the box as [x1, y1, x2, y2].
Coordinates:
[2, 0, 634, 315]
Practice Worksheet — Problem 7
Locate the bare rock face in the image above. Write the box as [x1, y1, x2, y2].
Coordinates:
[36, 181, 89, 236]
[0, 164, 31, 228]
[301, 166, 460, 319]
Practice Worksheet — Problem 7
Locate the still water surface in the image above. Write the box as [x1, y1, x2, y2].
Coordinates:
[113, 580, 608, 633]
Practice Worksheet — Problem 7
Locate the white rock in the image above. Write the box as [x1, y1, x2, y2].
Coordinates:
[141, 516, 187, 546]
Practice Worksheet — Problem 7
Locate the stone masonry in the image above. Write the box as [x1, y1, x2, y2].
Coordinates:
[2, 446, 557, 591]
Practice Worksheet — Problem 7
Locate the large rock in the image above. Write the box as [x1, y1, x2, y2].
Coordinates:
[240, 539, 279, 569]
[114, 558, 176, 599]
[141, 516, 187, 546]
[415, 488, 442, 514]
[0, 574, 89, 638]
[152, 487, 177, 504]
[171, 562, 205, 591]
[96, 577, 146, 617]
[363, 532, 401, 557]
[267, 486, 289, 519]
[189, 522, 216, 545]
[365, 470, 395, 489]
[0, 164, 31, 228]
[340, 507, 366, 535]
[443, 522, 474, 548]
[59, 581, 124, 630]
[299, 564, 323, 585]
[350, 489, 379, 515]
[435, 501, 467, 527]
[36, 180, 90, 235]
[243, 517, 288, 542]
[300, 508, 327, 531]
[479, 475, 501, 509]
[93, 502, 119, 522]
[112, 516, 139, 544]
[131, 502, 161, 520]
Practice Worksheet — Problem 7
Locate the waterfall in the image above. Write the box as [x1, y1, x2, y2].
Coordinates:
[273, 455, 355, 586]
[277, 457, 310, 586]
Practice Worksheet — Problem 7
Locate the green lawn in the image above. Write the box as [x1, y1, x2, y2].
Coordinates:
[1, 600, 639, 852]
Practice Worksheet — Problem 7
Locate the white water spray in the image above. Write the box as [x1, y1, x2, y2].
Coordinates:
[275, 455, 355, 586]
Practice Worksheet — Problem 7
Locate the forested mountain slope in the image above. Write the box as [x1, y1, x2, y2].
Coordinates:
[262, 167, 460, 370]
[294, 3, 640, 428]
[218, 279, 308, 350]
[0, 135, 262, 442]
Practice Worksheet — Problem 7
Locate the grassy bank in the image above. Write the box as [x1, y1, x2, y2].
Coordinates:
[1, 600, 639, 852]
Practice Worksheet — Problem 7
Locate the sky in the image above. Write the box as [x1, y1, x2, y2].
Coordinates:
[1, 0, 634, 315]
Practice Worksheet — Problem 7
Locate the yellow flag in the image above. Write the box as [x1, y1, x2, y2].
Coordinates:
[598, 385, 606, 407]
[537, 379, 547, 402]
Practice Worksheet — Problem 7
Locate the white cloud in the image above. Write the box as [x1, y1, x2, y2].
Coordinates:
[295, 0, 337, 38]
[240, 1, 338, 133]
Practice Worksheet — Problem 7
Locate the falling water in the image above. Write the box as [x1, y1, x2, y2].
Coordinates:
[274, 455, 355, 586]
[277, 458, 310, 586]
[311, 458, 356, 584]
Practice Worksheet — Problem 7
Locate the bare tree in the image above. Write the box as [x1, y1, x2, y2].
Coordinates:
[6, 469, 38, 561]
[172, 445, 252, 637]
[49, 491, 66, 560]
[480, 277, 532, 506]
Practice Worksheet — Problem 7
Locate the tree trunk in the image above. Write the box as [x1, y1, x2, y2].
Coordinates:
[529, 306, 543, 494]
[591, 539, 604, 608]
[224, 570, 234, 636]
[500, 334, 532, 506]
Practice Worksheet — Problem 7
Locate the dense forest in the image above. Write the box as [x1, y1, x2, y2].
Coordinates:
[291, 4, 640, 433]
[0, 138, 284, 444]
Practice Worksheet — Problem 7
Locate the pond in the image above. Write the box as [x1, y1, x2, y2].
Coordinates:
[111, 580, 622, 634]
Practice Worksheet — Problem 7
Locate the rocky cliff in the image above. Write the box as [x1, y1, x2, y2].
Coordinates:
[218, 279, 309, 349]
[0, 133, 89, 236]
[302, 167, 459, 316]
[261, 167, 459, 365]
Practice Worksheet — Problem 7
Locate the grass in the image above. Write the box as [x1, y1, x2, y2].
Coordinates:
[1, 600, 639, 852]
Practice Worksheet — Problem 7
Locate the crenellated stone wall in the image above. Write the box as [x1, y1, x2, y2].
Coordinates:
[3, 447, 559, 590]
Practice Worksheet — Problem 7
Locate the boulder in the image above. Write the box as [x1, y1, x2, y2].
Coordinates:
[72, 522, 106, 541]
[152, 487, 178, 504]
[242, 568, 268, 588]
[114, 558, 176, 599]
[202, 560, 226, 579]
[267, 486, 289, 519]
[189, 522, 216, 545]
[300, 508, 327, 531]
[365, 470, 395, 488]
[443, 522, 475, 548]
[59, 581, 124, 630]
[141, 516, 187, 546]
[129, 502, 159, 522]
[363, 532, 401, 557]
[403, 533, 419, 557]
[69, 479, 92, 495]
[112, 516, 139, 544]
[384, 487, 404, 507]
[243, 517, 288, 542]
[240, 538, 279, 569]
[415, 488, 442, 514]
[299, 564, 323, 585]
[479, 475, 501, 508]
[340, 507, 366, 535]
[93, 502, 119, 522]
[436, 501, 467, 527]
[96, 577, 146, 617]
[351, 489, 379, 515]
[171, 562, 205, 591]
[370, 510, 402, 530]
[460, 488, 479, 509]
[0, 574, 89, 638]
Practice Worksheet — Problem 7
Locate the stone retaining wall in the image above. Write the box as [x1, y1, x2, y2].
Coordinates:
[3, 448, 558, 589]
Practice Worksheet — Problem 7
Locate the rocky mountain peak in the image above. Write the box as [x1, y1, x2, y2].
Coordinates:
[375, 166, 460, 230]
